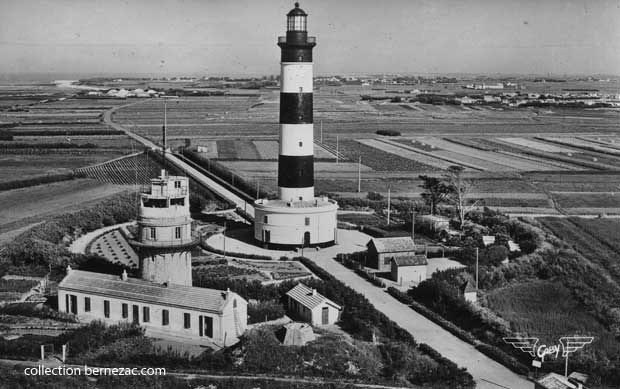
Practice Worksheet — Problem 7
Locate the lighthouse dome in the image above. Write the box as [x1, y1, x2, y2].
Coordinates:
[287, 3, 307, 16]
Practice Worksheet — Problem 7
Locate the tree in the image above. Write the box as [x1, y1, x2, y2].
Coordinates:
[444, 165, 476, 229]
[418, 175, 450, 215]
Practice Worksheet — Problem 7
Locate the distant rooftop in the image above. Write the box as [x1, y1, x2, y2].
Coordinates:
[368, 236, 416, 253]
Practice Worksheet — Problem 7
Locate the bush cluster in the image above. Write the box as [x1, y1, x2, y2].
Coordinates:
[247, 300, 286, 324]
[0, 173, 79, 192]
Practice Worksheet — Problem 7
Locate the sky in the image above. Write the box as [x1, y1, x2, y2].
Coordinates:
[1, 0, 619, 78]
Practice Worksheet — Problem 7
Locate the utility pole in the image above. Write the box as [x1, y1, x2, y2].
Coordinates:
[320, 120, 323, 143]
[256, 180, 260, 199]
[476, 247, 479, 290]
[387, 185, 391, 225]
[357, 156, 362, 193]
[411, 210, 415, 245]
[223, 221, 227, 257]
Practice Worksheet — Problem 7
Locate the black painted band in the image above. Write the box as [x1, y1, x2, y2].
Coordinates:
[278, 155, 314, 188]
[280, 93, 313, 124]
[280, 46, 313, 62]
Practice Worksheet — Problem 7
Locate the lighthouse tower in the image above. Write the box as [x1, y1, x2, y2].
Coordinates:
[254, 2, 338, 248]
[130, 171, 201, 286]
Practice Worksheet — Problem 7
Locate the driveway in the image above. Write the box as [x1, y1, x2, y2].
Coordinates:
[312, 230, 534, 389]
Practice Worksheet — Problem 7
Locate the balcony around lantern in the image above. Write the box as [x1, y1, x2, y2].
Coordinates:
[278, 36, 315, 44]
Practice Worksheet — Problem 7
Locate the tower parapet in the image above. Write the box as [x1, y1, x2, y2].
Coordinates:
[130, 170, 200, 286]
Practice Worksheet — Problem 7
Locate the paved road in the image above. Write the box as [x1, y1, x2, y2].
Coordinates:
[312, 231, 534, 389]
[104, 102, 254, 218]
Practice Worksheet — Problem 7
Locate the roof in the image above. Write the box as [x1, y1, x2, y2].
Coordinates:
[367, 237, 416, 253]
[537, 373, 579, 389]
[287, 2, 307, 16]
[461, 280, 477, 294]
[58, 269, 241, 314]
[391, 255, 427, 267]
[286, 283, 341, 310]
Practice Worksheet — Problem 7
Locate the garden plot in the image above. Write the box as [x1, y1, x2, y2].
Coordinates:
[386, 139, 507, 171]
[498, 137, 577, 154]
[195, 140, 218, 158]
[357, 139, 456, 170]
[415, 137, 560, 171]
[253, 140, 279, 159]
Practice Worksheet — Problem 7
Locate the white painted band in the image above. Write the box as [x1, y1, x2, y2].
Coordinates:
[280, 124, 314, 156]
[280, 63, 313, 93]
[279, 187, 315, 202]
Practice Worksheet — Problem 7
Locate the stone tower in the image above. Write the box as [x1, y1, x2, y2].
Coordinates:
[130, 170, 200, 286]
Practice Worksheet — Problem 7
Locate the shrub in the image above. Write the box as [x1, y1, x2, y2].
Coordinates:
[367, 191, 384, 201]
[376, 130, 401, 136]
[0, 303, 77, 323]
[247, 300, 286, 324]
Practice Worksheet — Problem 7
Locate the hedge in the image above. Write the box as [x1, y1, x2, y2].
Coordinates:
[0, 172, 80, 192]
[386, 286, 530, 375]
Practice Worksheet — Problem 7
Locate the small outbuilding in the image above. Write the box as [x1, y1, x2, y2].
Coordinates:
[390, 255, 427, 285]
[366, 237, 417, 271]
[286, 283, 341, 326]
[277, 322, 316, 346]
[460, 280, 477, 304]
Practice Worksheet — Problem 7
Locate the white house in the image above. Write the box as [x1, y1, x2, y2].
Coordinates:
[390, 255, 427, 285]
[58, 268, 247, 347]
[285, 283, 341, 326]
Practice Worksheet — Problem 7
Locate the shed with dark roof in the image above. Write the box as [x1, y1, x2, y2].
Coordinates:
[286, 283, 341, 326]
[390, 255, 428, 284]
[366, 237, 417, 271]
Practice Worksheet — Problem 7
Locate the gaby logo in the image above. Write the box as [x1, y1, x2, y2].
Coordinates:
[503, 336, 594, 361]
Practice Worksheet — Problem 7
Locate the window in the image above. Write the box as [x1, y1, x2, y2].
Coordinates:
[122, 303, 128, 318]
[175, 226, 182, 239]
[184, 313, 191, 329]
[84, 297, 91, 312]
[263, 215, 268, 223]
[143, 307, 150, 323]
[204, 316, 213, 338]
[305, 217, 310, 226]
[174, 181, 181, 188]
[150, 228, 156, 240]
[299, 141, 303, 147]
[104, 300, 110, 318]
[162, 309, 169, 326]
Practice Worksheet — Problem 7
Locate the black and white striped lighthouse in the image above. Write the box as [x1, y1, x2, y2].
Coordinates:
[277, 2, 315, 202]
[253, 3, 337, 248]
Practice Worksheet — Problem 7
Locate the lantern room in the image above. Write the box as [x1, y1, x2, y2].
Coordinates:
[287, 2, 307, 32]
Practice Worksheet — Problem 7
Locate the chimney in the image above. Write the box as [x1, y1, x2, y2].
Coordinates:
[226, 287, 231, 300]
[121, 270, 128, 281]
[311, 288, 316, 296]
[66, 265, 72, 274]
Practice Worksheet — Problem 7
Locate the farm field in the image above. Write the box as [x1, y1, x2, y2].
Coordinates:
[539, 217, 620, 285]
[485, 280, 620, 359]
[0, 179, 129, 235]
[0, 151, 127, 181]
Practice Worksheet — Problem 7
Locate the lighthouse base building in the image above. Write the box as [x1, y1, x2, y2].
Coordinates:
[254, 197, 337, 248]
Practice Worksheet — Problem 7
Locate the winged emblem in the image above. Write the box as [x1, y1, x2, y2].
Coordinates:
[503, 337, 539, 357]
[559, 336, 594, 357]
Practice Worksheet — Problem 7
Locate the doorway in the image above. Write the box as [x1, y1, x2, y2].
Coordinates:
[321, 307, 329, 325]
[304, 231, 310, 246]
